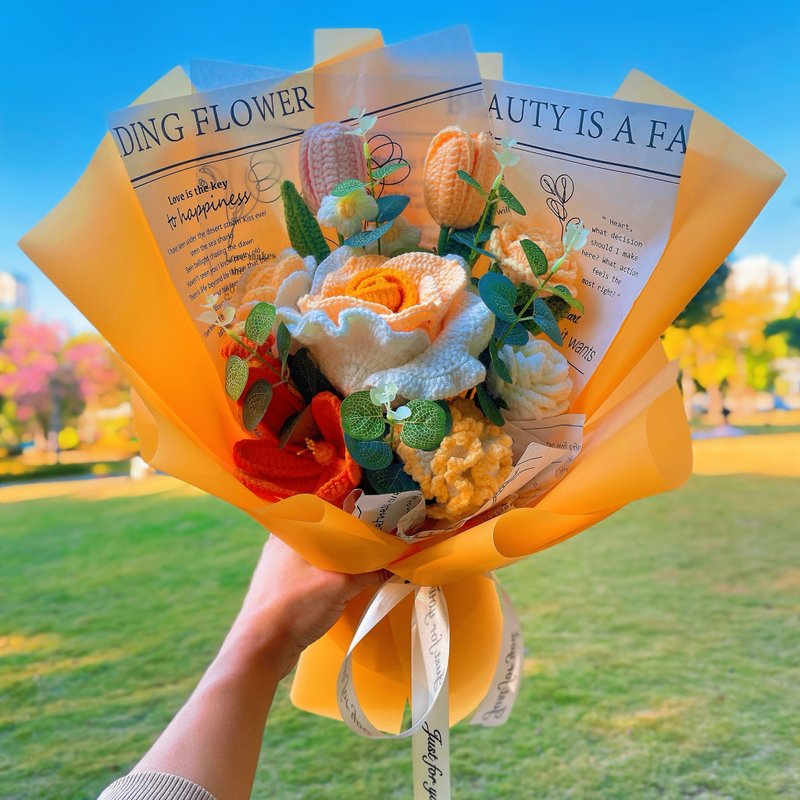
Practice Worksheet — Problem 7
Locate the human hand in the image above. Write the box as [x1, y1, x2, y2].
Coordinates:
[224, 536, 390, 678]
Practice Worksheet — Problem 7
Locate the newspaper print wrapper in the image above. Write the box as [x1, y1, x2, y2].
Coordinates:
[19, 30, 784, 732]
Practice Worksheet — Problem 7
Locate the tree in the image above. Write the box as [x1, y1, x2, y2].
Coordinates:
[673, 262, 731, 328]
[0, 312, 126, 452]
[664, 273, 785, 423]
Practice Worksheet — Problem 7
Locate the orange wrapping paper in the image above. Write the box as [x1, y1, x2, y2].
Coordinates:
[20, 41, 783, 730]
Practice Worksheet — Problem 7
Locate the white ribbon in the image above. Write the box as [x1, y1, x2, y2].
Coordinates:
[336, 576, 524, 799]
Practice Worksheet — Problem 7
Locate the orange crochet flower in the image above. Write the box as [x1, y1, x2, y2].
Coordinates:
[343, 266, 419, 312]
[488, 221, 581, 297]
[423, 126, 496, 229]
[232, 391, 361, 507]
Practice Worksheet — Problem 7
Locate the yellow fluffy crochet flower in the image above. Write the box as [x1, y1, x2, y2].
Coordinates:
[397, 398, 513, 521]
[488, 221, 580, 297]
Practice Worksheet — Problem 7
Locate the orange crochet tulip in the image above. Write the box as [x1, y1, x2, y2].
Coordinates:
[232, 391, 361, 507]
[423, 126, 495, 229]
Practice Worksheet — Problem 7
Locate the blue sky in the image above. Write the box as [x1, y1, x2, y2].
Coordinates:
[1, 0, 797, 331]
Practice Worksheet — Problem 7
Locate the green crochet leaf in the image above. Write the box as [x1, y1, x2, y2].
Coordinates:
[520, 239, 549, 277]
[476, 383, 505, 426]
[365, 462, 420, 494]
[344, 434, 393, 470]
[244, 302, 275, 347]
[276, 322, 291, 377]
[242, 379, 273, 431]
[494, 318, 529, 347]
[400, 400, 447, 452]
[287, 348, 336, 403]
[372, 161, 408, 181]
[549, 284, 585, 313]
[224, 355, 249, 401]
[456, 169, 487, 196]
[331, 178, 366, 197]
[343, 219, 394, 247]
[497, 183, 526, 215]
[375, 195, 410, 223]
[280, 180, 330, 264]
[436, 400, 453, 437]
[479, 272, 518, 323]
[489, 338, 513, 384]
[340, 391, 386, 440]
[532, 298, 563, 345]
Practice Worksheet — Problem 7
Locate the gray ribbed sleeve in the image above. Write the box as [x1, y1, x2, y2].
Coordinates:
[98, 772, 216, 800]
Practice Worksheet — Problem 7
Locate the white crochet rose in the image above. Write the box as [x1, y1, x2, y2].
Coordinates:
[488, 339, 573, 420]
[276, 247, 493, 399]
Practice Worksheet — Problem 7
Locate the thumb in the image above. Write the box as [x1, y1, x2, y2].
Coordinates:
[349, 568, 394, 592]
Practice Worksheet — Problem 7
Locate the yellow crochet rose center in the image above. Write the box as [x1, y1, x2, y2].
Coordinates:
[343, 267, 419, 313]
[398, 398, 513, 521]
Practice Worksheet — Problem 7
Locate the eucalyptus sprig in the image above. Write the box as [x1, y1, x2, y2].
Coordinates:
[197, 295, 297, 431]
[477, 220, 589, 382]
[446, 138, 526, 270]
[339, 383, 448, 473]
[341, 107, 410, 255]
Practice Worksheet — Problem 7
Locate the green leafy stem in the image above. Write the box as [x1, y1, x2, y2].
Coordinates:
[339, 384, 449, 472]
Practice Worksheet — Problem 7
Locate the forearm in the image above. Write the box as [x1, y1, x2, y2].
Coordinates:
[132, 616, 298, 800]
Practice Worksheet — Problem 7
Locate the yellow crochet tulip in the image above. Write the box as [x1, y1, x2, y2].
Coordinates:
[397, 399, 513, 521]
[423, 126, 496, 229]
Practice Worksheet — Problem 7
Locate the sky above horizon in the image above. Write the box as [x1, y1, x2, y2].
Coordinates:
[2, 0, 797, 331]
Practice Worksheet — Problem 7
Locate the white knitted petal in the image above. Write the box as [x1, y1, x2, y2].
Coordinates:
[488, 339, 573, 420]
[308, 246, 356, 295]
[277, 306, 430, 396]
[273, 268, 313, 311]
[366, 291, 494, 400]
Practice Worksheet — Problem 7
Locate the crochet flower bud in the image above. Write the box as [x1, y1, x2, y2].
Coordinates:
[299, 122, 369, 213]
[423, 126, 496, 229]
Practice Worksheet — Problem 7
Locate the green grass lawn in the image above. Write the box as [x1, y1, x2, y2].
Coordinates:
[1, 474, 798, 800]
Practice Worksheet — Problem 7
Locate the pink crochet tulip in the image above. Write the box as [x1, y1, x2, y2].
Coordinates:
[299, 122, 369, 212]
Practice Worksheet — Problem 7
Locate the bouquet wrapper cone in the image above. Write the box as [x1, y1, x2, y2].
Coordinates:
[19, 56, 783, 730]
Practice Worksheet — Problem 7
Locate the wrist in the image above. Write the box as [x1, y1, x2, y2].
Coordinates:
[218, 607, 302, 681]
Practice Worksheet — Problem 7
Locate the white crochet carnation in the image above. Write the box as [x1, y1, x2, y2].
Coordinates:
[488, 339, 573, 420]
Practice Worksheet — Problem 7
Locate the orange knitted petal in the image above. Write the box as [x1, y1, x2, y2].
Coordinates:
[423, 127, 472, 229]
[310, 391, 346, 452]
[315, 456, 362, 507]
[233, 439, 324, 484]
[235, 471, 300, 502]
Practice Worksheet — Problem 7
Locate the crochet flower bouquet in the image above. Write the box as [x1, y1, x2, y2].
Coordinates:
[21, 28, 783, 797]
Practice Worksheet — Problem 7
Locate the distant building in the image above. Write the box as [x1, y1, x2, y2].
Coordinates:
[0, 271, 29, 311]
